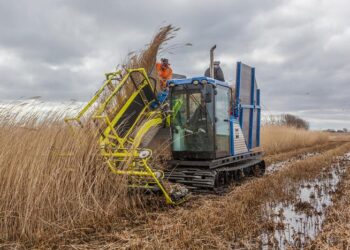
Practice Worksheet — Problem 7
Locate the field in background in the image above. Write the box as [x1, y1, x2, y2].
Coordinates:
[261, 125, 329, 155]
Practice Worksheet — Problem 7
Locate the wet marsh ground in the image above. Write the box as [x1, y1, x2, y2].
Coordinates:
[261, 153, 350, 249]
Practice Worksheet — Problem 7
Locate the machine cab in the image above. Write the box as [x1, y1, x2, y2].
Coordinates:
[168, 77, 233, 160]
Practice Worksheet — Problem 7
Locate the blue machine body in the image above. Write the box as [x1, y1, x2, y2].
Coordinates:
[166, 62, 261, 158]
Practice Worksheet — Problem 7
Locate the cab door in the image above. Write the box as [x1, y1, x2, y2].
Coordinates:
[215, 85, 231, 158]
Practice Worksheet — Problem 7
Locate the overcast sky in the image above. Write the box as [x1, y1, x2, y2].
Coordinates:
[0, 0, 349, 130]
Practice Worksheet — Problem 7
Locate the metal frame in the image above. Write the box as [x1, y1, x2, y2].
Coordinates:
[229, 116, 235, 156]
[169, 150, 263, 169]
[235, 62, 261, 150]
[248, 68, 255, 149]
[65, 68, 180, 205]
[166, 151, 264, 190]
[64, 70, 122, 128]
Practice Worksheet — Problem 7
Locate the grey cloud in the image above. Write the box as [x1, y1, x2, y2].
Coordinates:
[0, 0, 349, 129]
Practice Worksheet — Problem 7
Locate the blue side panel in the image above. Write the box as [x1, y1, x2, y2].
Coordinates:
[235, 62, 261, 150]
[168, 76, 230, 88]
[257, 89, 261, 147]
[239, 108, 243, 128]
[230, 117, 235, 155]
[248, 68, 255, 149]
[235, 62, 241, 119]
[236, 62, 243, 128]
[235, 62, 241, 104]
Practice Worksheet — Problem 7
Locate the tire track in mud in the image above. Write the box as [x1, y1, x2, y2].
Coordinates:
[264, 142, 343, 175]
[264, 141, 342, 166]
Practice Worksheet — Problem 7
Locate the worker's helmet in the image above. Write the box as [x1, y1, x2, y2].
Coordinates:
[161, 58, 170, 65]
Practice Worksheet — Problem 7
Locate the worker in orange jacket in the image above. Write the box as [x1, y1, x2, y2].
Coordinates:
[156, 58, 173, 90]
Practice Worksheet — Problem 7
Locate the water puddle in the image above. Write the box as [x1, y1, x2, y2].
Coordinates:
[261, 153, 350, 249]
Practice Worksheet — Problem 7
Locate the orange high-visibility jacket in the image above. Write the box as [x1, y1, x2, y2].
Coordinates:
[156, 62, 173, 88]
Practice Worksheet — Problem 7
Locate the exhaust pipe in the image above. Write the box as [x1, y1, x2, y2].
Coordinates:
[209, 45, 217, 78]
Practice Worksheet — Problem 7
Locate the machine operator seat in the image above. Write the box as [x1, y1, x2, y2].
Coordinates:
[185, 103, 214, 152]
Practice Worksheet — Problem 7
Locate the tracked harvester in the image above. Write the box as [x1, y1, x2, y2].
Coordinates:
[65, 46, 264, 204]
[165, 46, 264, 191]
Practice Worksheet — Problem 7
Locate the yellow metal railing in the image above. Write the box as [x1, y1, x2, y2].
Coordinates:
[65, 68, 183, 205]
[64, 70, 122, 127]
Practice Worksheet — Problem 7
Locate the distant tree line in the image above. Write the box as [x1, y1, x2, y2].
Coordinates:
[325, 128, 348, 133]
[281, 114, 310, 130]
[264, 114, 310, 130]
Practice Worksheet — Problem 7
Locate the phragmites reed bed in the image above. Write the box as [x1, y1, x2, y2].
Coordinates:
[0, 25, 177, 245]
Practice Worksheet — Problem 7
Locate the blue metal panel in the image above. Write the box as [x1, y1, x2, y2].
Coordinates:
[230, 117, 235, 155]
[248, 68, 255, 149]
[236, 62, 242, 125]
[239, 106, 243, 128]
[240, 104, 261, 109]
[257, 89, 261, 147]
[235, 62, 241, 108]
[168, 76, 230, 88]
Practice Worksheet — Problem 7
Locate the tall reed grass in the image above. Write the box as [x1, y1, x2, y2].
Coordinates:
[0, 109, 134, 243]
[261, 125, 329, 155]
[0, 25, 177, 244]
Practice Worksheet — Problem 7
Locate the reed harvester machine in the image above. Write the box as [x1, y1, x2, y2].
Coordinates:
[65, 46, 265, 205]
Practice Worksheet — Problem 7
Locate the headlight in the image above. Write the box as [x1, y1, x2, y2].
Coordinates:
[201, 80, 207, 84]
[193, 80, 199, 85]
